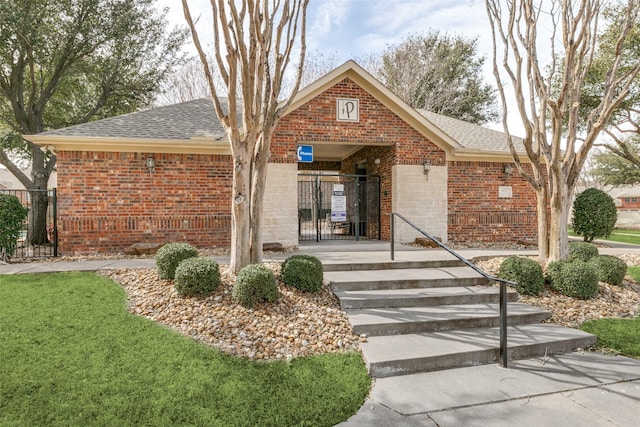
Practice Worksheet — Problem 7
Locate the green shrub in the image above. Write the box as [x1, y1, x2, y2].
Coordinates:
[281, 254, 323, 273]
[0, 194, 28, 261]
[232, 264, 278, 308]
[549, 260, 599, 299]
[568, 241, 599, 262]
[588, 255, 627, 286]
[282, 256, 324, 293]
[155, 243, 198, 280]
[572, 188, 617, 242]
[174, 257, 221, 296]
[497, 256, 544, 295]
[545, 260, 570, 290]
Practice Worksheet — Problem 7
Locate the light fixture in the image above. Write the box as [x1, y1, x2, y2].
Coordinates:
[503, 164, 513, 175]
[423, 160, 431, 178]
[374, 158, 381, 165]
[146, 156, 156, 173]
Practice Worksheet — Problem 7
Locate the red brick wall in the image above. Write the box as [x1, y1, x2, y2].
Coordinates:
[54, 77, 540, 254]
[271, 78, 446, 167]
[447, 161, 538, 242]
[618, 197, 640, 209]
[56, 151, 232, 254]
[273, 78, 446, 240]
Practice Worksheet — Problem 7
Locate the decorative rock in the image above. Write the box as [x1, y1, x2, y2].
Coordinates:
[98, 254, 640, 362]
[100, 263, 361, 361]
[123, 242, 165, 255]
[263, 242, 284, 252]
[414, 237, 442, 248]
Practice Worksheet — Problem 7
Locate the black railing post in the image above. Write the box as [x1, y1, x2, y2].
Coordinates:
[499, 280, 508, 368]
[52, 188, 58, 257]
[389, 211, 515, 369]
[390, 213, 395, 260]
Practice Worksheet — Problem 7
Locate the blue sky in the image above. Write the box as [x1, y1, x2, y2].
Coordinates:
[169, 0, 492, 70]
[165, 0, 516, 131]
[305, 0, 491, 64]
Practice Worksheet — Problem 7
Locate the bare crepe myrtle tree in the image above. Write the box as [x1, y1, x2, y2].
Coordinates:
[485, 0, 640, 264]
[182, 0, 309, 273]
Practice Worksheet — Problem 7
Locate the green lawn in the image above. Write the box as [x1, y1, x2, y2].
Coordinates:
[581, 317, 640, 359]
[570, 227, 640, 245]
[0, 272, 370, 427]
[581, 265, 640, 359]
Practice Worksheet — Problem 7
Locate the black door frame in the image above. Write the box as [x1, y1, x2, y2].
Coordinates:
[297, 173, 380, 242]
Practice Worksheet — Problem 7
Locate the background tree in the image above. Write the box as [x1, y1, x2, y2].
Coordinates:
[376, 32, 499, 125]
[572, 188, 618, 242]
[182, 0, 309, 273]
[0, 0, 186, 244]
[592, 140, 640, 185]
[159, 50, 337, 106]
[485, 0, 640, 265]
[578, 4, 640, 176]
[158, 57, 219, 105]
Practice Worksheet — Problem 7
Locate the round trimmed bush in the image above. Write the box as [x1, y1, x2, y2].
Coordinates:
[232, 264, 278, 308]
[498, 256, 544, 295]
[282, 256, 324, 293]
[281, 254, 323, 273]
[155, 243, 198, 280]
[174, 257, 221, 296]
[545, 260, 571, 290]
[572, 188, 617, 242]
[549, 260, 599, 299]
[568, 241, 598, 262]
[588, 255, 627, 286]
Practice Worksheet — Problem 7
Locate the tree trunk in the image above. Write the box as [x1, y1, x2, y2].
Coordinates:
[249, 136, 270, 265]
[548, 173, 572, 264]
[230, 143, 252, 274]
[27, 147, 50, 245]
[536, 188, 550, 265]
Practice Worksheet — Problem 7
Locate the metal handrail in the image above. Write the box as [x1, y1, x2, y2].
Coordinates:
[390, 212, 517, 368]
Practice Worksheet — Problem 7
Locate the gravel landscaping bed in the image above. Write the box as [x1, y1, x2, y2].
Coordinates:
[102, 254, 640, 362]
[68, 248, 640, 361]
[101, 264, 363, 361]
[476, 254, 640, 328]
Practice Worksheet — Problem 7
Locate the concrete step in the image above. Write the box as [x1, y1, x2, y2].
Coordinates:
[347, 303, 551, 336]
[361, 323, 597, 378]
[323, 259, 465, 272]
[328, 266, 491, 292]
[335, 286, 518, 309]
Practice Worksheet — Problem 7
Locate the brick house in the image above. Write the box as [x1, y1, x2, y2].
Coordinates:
[30, 61, 537, 255]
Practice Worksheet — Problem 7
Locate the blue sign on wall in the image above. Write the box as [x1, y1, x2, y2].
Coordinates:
[297, 145, 313, 163]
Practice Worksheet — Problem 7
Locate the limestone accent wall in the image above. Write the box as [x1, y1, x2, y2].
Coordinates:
[262, 163, 298, 247]
[392, 164, 448, 244]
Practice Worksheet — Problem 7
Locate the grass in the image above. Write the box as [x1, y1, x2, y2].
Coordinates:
[0, 272, 370, 427]
[580, 264, 640, 360]
[581, 318, 640, 359]
[569, 227, 640, 245]
[628, 266, 640, 282]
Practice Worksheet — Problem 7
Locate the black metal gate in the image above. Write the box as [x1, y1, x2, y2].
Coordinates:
[298, 174, 380, 242]
[0, 189, 57, 259]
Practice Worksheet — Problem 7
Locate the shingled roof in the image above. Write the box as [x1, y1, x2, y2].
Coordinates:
[419, 109, 526, 155]
[30, 60, 524, 159]
[38, 98, 230, 141]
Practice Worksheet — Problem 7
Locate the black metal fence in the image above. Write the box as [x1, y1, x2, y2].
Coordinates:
[298, 174, 380, 242]
[0, 189, 57, 259]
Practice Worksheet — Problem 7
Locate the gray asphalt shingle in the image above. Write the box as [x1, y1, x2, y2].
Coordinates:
[419, 109, 526, 154]
[39, 98, 229, 141]
[38, 96, 522, 156]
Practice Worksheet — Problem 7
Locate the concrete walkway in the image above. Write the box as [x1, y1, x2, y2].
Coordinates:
[2, 240, 640, 426]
